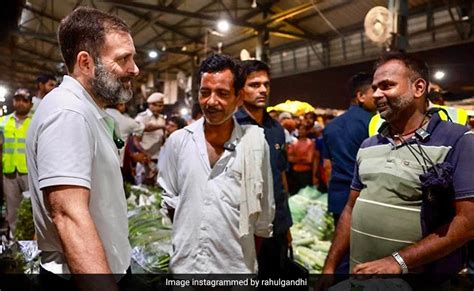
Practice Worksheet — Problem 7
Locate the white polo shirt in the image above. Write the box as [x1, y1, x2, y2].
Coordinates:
[26, 76, 131, 275]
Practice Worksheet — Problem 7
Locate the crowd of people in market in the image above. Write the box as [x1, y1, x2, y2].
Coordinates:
[1, 6, 474, 290]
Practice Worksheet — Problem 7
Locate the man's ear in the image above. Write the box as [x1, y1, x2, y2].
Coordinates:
[237, 88, 244, 99]
[356, 90, 365, 105]
[412, 78, 427, 99]
[236, 89, 244, 106]
[236, 93, 244, 107]
[74, 51, 94, 76]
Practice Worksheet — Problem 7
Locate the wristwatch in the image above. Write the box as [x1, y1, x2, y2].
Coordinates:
[392, 252, 409, 274]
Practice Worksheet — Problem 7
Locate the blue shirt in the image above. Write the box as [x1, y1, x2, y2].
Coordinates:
[323, 105, 373, 214]
[235, 108, 292, 235]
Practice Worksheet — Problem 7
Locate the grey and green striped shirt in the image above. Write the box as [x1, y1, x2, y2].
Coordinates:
[349, 114, 474, 271]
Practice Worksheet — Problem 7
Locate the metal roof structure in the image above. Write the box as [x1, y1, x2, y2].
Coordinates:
[0, 0, 473, 100]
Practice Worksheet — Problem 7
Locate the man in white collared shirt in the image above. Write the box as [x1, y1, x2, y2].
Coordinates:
[135, 92, 166, 160]
[134, 93, 166, 184]
[158, 54, 275, 273]
[26, 7, 139, 288]
[105, 102, 145, 165]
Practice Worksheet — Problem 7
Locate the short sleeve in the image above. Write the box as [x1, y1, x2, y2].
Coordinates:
[322, 127, 334, 160]
[350, 160, 363, 191]
[450, 132, 474, 199]
[37, 110, 94, 190]
[157, 134, 180, 216]
[134, 113, 147, 124]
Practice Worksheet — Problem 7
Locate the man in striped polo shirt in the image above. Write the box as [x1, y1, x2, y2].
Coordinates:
[322, 52, 474, 276]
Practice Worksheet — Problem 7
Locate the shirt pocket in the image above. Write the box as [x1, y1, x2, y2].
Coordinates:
[396, 159, 424, 201]
[219, 158, 241, 208]
[399, 159, 426, 176]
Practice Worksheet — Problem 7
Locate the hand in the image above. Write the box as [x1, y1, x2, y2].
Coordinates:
[131, 152, 149, 163]
[352, 256, 402, 274]
[145, 122, 164, 131]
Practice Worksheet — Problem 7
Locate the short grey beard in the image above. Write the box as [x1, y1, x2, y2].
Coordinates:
[90, 59, 133, 105]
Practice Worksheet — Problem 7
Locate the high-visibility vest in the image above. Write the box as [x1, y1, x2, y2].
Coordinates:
[368, 104, 469, 137]
[0, 114, 31, 174]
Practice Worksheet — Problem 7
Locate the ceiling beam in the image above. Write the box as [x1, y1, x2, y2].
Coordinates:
[16, 46, 62, 63]
[0, 54, 55, 73]
[291, 0, 351, 25]
[23, 3, 61, 23]
[117, 6, 202, 44]
[13, 29, 57, 46]
[266, 27, 324, 41]
[140, 1, 218, 48]
[0, 64, 43, 77]
[216, 0, 233, 19]
[102, 0, 261, 30]
[261, 2, 314, 26]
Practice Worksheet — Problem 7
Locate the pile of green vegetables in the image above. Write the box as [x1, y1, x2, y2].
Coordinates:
[1, 196, 40, 274]
[289, 186, 335, 273]
[0, 240, 40, 274]
[126, 184, 172, 273]
[14, 197, 35, 240]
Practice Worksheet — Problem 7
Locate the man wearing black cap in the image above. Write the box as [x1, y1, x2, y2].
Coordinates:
[31, 74, 57, 113]
[0, 88, 33, 238]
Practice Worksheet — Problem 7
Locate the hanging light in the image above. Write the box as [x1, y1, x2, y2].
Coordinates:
[0, 86, 7, 102]
[434, 71, 445, 80]
[217, 19, 230, 33]
[180, 108, 189, 116]
[148, 50, 158, 59]
[251, 0, 257, 8]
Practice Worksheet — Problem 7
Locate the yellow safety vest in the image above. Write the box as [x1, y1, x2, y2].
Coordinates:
[0, 114, 31, 174]
[368, 104, 469, 137]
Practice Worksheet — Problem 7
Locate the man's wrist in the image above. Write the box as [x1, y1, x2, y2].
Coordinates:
[322, 265, 335, 274]
[391, 252, 409, 274]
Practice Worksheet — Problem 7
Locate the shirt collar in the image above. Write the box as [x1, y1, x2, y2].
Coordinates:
[12, 112, 31, 121]
[60, 76, 108, 121]
[235, 107, 273, 127]
[185, 116, 243, 140]
[378, 112, 442, 142]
